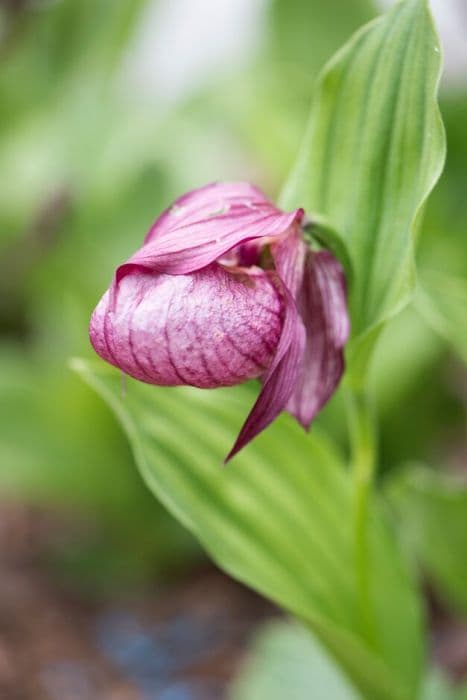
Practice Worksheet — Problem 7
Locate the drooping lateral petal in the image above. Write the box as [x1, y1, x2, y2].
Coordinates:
[286, 250, 350, 428]
[90, 264, 285, 389]
[225, 287, 306, 462]
[272, 227, 307, 298]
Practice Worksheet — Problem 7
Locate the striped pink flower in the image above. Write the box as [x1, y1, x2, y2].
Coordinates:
[90, 182, 349, 461]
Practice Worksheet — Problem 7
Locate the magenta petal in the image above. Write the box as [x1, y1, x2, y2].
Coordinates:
[144, 182, 270, 243]
[116, 208, 302, 282]
[272, 228, 307, 298]
[113, 183, 303, 297]
[287, 250, 350, 428]
[90, 264, 285, 389]
[225, 288, 306, 462]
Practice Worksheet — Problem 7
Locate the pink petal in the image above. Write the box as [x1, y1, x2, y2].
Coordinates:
[90, 264, 285, 389]
[272, 228, 307, 298]
[225, 287, 306, 462]
[286, 250, 350, 427]
[225, 228, 311, 462]
[144, 182, 270, 243]
[113, 183, 303, 298]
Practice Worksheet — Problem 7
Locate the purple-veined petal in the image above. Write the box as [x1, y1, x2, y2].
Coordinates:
[225, 228, 310, 461]
[225, 286, 306, 462]
[112, 183, 303, 301]
[116, 207, 302, 283]
[90, 263, 285, 389]
[144, 181, 270, 243]
[286, 250, 350, 428]
[272, 227, 307, 298]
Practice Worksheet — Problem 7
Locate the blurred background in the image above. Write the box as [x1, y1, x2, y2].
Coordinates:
[0, 0, 466, 698]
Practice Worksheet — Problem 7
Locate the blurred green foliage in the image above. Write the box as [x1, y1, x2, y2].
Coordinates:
[0, 0, 200, 588]
[388, 466, 467, 617]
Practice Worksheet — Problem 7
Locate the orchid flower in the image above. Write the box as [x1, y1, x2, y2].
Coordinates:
[89, 182, 350, 461]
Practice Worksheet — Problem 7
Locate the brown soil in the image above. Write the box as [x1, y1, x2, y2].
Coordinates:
[0, 502, 274, 700]
[0, 501, 466, 699]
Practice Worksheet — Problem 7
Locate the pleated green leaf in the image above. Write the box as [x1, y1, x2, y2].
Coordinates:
[280, 0, 445, 338]
[73, 359, 423, 700]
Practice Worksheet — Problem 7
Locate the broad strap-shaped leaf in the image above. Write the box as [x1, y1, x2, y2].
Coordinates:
[280, 0, 445, 337]
[416, 269, 467, 366]
[73, 359, 423, 700]
[388, 465, 467, 617]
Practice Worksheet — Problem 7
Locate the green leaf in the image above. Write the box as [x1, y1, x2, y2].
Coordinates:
[280, 0, 445, 339]
[73, 358, 423, 700]
[388, 466, 467, 616]
[229, 621, 361, 700]
[416, 269, 467, 365]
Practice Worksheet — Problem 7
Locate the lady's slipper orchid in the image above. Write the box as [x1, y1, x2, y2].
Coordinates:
[90, 182, 350, 461]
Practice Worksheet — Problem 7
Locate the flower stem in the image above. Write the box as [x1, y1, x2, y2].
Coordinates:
[347, 387, 377, 647]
